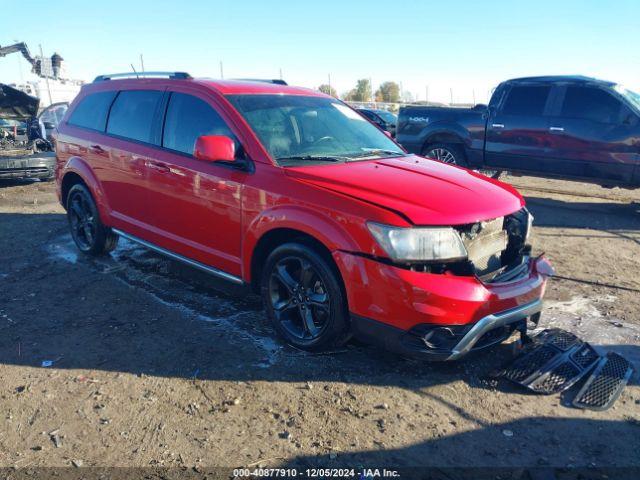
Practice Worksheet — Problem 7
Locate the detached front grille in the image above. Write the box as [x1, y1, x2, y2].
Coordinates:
[457, 209, 529, 281]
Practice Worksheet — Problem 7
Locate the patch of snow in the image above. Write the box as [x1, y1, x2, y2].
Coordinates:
[542, 295, 640, 369]
[47, 241, 78, 264]
[545, 295, 606, 318]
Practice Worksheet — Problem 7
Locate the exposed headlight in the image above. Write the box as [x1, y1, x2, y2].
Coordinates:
[367, 222, 468, 262]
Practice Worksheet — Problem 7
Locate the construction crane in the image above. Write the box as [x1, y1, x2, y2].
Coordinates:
[0, 42, 48, 78]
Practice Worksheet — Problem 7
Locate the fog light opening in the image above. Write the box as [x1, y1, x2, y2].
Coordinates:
[421, 327, 456, 350]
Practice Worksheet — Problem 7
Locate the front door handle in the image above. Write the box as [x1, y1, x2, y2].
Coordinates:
[549, 126, 565, 132]
[492, 123, 505, 129]
[147, 160, 170, 173]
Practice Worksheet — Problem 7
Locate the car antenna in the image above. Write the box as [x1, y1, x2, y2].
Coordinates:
[130, 63, 139, 78]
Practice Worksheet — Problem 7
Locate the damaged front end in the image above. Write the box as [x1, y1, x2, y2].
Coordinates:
[457, 207, 533, 283]
[0, 83, 56, 180]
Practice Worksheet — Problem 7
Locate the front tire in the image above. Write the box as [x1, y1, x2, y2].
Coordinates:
[261, 243, 350, 351]
[66, 184, 118, 255]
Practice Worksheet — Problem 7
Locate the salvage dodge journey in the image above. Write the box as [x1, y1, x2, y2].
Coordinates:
[55, 72, 554, 360]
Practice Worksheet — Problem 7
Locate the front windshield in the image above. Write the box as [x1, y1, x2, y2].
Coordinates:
[376, 110, 398, 124]
[226, 94, 404, 165]
[615, 85, 640, 112]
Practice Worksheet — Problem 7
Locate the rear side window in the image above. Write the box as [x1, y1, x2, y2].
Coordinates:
[561, 86, 622, 123]
[163, 92, 233, 155]
[107, 90, 162, 143]
[67, 91, 116, 131]
[502, 86, 551, 116]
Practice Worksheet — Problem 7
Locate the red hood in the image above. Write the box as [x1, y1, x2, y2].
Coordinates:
[285, 156, 525, 225]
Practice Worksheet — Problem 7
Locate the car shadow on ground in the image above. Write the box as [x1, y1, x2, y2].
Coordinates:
[280, 417, 640, 474]
[525, 196, 640, 234]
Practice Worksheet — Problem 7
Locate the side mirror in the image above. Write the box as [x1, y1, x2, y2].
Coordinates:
[194, 135, 236, 162]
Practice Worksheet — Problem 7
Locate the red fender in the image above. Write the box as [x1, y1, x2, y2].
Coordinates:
[242, 205, 362, 282]
[60, 156, 112, 224]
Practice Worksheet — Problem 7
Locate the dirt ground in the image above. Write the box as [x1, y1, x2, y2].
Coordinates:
[0, 174, 639, 474]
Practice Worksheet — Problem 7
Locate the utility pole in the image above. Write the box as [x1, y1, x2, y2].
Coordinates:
[39, 44, 53, 106]
[219, 61, 224, 79]
[450, 88, 454, 105]
[328, 74, 332, 96]
[140, 54, 145, 73]
[472, 88, 476, 105]
[279, 68, 282, 80]
[425, 85, 428, 104]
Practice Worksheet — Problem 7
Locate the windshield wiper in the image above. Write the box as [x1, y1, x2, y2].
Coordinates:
[346, 149, 406, 160]
[277, 155, 346, 163]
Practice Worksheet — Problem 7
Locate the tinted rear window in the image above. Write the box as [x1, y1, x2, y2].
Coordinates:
[107, 90, 162, 143]
[502, 86, 551, 116]
[163, 92, 233, 154]
[561, 86, 622, 123]
[67, 91, 116, 131]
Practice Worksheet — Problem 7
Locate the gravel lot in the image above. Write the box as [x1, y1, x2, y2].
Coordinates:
[0, 174, 639, 472]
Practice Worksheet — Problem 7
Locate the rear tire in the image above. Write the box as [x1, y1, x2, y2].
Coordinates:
[423, 143, 468, 167]
[261, 243, 350, 351]
[66, 184, 118, 255]
[477, 169, 503, 180]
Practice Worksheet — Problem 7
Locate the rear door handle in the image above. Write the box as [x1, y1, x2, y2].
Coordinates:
[549, 126, 565, 132]
[492, 123, 505, 129]
[147, 160, 170, 173]
[89, 144, 105, 154]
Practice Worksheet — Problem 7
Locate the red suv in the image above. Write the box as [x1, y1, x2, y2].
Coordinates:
[55, 72, 553, 360]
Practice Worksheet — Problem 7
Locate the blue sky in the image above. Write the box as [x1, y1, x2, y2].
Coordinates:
[2, 0, 638, 103]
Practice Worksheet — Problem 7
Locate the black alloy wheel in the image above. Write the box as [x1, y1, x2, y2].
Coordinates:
[261, 243, 350, 351]
[269, 256, 330, 342]
[66, 183, 118, 255]
[68, 188, 97, 251]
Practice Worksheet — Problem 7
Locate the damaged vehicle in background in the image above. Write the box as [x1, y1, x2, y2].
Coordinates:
[0, 83, 67, 181]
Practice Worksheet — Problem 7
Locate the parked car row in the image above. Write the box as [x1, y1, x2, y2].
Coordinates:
[357, 108, 397, 137]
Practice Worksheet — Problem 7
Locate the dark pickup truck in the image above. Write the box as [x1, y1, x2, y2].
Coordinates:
[396, 76, 640, 187]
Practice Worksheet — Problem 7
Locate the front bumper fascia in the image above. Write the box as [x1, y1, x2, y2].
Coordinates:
[335, 250, 552, 361]
[351, 299, 542, 361]
[0, 152, 55, 179]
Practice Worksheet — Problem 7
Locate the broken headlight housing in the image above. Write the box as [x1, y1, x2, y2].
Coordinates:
[525, 208, 534, 242]
[367, 222, 468, 262]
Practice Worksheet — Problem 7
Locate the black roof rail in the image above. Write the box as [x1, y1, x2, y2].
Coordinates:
[93, 71, 192, 82]
[233, 78, 288, 85]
